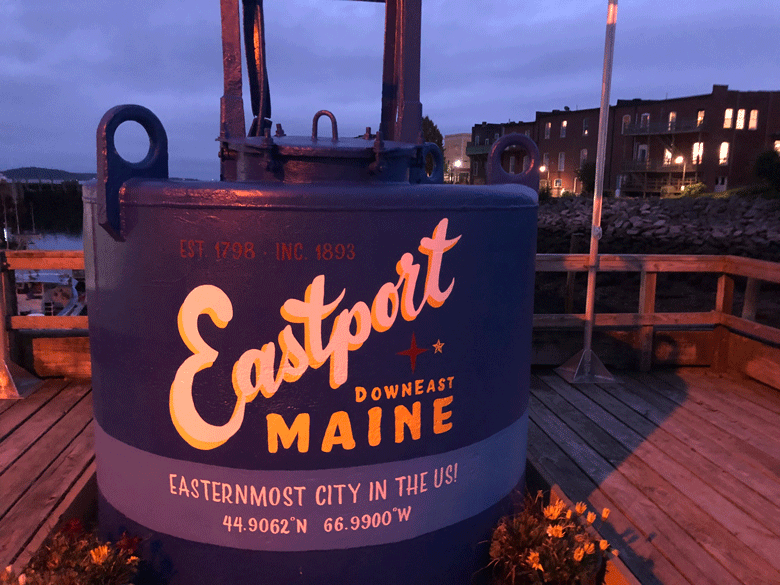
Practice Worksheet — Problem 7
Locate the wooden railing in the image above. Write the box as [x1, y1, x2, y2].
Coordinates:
[2, 251, 779, 385]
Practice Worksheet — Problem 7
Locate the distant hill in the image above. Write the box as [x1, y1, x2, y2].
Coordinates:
[1, 167, 96, 182]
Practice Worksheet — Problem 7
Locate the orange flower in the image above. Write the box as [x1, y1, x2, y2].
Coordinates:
[585, 542, 595, 555]
[575, 502, 587, 515]
[573, 547, 585, 562]
[586, 512, 597, 524]
[543, 500, 565, 520]
[527, 551, 544, 572]
[546, 525, 565, 538]
[599, 540, 609, 551]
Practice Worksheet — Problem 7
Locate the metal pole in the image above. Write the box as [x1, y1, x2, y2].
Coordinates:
[556, 0, 618, 384]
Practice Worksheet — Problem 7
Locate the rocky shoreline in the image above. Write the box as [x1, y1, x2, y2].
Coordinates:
[537, 195, 780, 262]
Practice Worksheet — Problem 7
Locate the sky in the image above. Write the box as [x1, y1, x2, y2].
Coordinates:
[1, 0, 778, 180]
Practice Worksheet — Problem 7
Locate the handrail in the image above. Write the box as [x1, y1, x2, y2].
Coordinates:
[2, 250, 779, 374]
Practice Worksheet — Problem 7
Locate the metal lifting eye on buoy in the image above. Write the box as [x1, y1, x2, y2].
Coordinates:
[312, 111, 338, 142]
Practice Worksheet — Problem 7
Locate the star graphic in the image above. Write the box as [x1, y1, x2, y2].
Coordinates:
[433, 340, 444, 353]
[397, 333, 428, 373]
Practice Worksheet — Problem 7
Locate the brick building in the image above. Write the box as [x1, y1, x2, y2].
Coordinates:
[466, 85, 780, 195]
[442, 133, 472, 183]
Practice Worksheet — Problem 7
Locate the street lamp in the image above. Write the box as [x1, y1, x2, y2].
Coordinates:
[675, 155, 687, 191]
[539, 164, 550, 189]
[453, 159, 462, 184]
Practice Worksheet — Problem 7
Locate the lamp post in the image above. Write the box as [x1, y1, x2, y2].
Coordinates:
[453, 159, 462, 183]
[675, 155, 687, 192]
[539, 164, 549, 189]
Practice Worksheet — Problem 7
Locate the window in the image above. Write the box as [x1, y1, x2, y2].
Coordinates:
[558, 152, 565, 171]
[749, 110, 758, 130]
[697, 110, 705, 126]
[523, 155, 530, 172]
[736, 109, 746, 129]
[473, 160, 479, 175]
[692, 142, 703, 164]
[509, 156, 516, 174]
[719, 142, 729, 165]
[636, 144, 648, 162]
[640, 113, 650, 128]
[775, 140, 780, 153]
[560, 121, 567, 138]
[582, 118, 589, 136]
[485, 138, 490, 145]
[554, 179, 562, 188]
[580, 149, 588, 166]
[543, 153, 549, 168]
[668, 111, 677, 131]
[495, 132, 500, 140]
[723, 108, 733, 129]
[474, 136, 480, 146]
[545, 122, 551, 139]
[663, 149, 672, 166]
[622, 115, 631, 133]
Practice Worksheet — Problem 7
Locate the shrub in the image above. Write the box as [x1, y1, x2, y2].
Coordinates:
[681, 182, 707, 197]
[754, 149, 780, 192]
[538, 185, 552, 202]
[490, 491, 617, 585]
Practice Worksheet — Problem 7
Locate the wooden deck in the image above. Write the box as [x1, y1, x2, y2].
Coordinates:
[0, 379, 95, 572]
[528, 366, 780, 585]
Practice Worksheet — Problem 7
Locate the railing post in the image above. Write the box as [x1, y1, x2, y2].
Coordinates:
[741, 277, 760, 321]
[713, 273, 735, 372]
[639, 270, 657, 371]
[0, 251, 20, 399]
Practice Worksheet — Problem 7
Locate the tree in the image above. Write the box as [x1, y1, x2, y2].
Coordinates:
[576, 161, 596, 195]
[422, 115, 443, 152]
[422, 116, 443, 176]
[754, 149, 780, 191]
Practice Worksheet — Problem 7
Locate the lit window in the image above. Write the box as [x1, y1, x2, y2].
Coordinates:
[697, 110, 705, 126]
[558, 152, 565, 171]
[554, 179, 562, 188]
[719, 142, 729, 165]
[749, 110, 758, 130]
[545, 122, 551, 139]
[668, 111, 676, 131]
[543, 153, 549, 167]
[622, 115, 631, 133]
[640, 113, 650, 128]
[582, 118, 589, 136]
[736, 109, 746, 129]
[723, 109, 733, 129]
[509, 156, 516, 173]
[560, 121, 567, 138]
[663, 149, 672, 165]
[580, 149, 588, 166]
[692, 142, 703, 164]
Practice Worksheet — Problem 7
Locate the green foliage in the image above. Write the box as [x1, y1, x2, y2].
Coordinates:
[538, 185, 552, 202]
[576, 161, 596, 195]
[422, 116, 443, 177]
[681, 182, 707, 197]
[754, 149, 780, 192]
[2, 520, 140, 585]
[490, 491, 615, 585]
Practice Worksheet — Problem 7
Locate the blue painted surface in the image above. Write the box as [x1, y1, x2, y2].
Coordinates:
[85, 180, 537, 584]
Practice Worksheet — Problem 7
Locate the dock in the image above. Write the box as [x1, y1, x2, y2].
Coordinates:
[1, 250, 779, 583]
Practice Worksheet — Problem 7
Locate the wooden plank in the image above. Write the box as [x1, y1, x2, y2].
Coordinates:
[644, 370, 780, 447]
[538, 373, 780, 548]
[721, 314, 780, 347]
[0, 393, 93, 519]
[602, 373, 780, 504]
[527, 420, 687, 585]
[741, 277, 760, 320]
[4, 251, 85, 271]
[535, 254, 727, 274]
[639, 271, 657, 371]
[528, 397, 735, 585]
[0, 379, 69, 441]
[546, 372, 780, 540]
[712, 274, 735, 372]
[0, 423, 94, 569]
[533, 312, 718, 328]
[533, 377, 780, 581]
[31, 337, 91, 378]
[714, 369, 780, 414]
[723, 255, 780, 284]
[10, 316, 89, 330]
[11, 462, 96, 573]
[0, 382, 91, 474]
